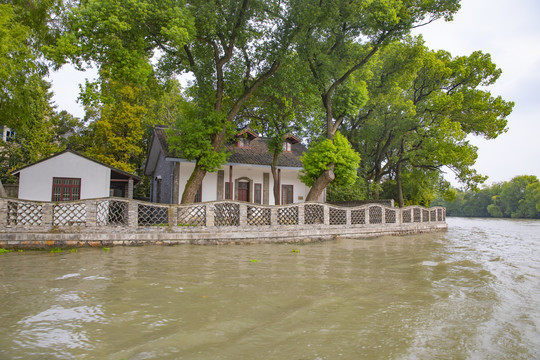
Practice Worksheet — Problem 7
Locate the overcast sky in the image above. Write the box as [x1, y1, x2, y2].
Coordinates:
[48, 0, 540, 186]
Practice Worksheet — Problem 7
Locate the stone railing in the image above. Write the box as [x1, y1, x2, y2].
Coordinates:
[0, 196, 446, 230]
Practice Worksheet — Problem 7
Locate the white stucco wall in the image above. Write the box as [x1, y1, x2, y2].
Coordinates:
[175, 161, 318, 205]
[17, 152, 111, 201]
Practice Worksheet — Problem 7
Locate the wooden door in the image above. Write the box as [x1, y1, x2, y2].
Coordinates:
[237, 181, 249, 202]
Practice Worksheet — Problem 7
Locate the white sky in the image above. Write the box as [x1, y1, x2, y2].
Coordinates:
[48, 0, 540, 186]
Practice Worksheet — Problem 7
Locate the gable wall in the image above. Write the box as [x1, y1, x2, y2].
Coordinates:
[150, 151, 175, 203]
[17, 152, 110, 201]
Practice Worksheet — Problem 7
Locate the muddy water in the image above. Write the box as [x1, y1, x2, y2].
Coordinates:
[1, 217, 539, 359]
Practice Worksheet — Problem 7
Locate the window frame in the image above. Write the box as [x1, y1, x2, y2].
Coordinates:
[237, 137, 251, 148]
[254, 183, 262, 204]
[51, 177, 81, 202]
[281, 184, 294, 205]
[282, 141, 292, 152]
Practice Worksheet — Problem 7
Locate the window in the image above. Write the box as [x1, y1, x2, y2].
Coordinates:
[282, 141, 292, 152]
[237, 137, 250, 148]
[52, 177, 81, 202]
[282, 184, 293, 205]
[254, 183, 262, 204]
[225, 182, 232, 200]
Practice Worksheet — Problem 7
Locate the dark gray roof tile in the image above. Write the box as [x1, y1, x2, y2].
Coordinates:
[155, 126, 305, 168]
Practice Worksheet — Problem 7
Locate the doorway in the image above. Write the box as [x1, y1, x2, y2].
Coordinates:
[237, 181, 250, 202]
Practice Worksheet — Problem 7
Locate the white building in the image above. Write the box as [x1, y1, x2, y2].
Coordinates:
[144, 126, 323, 205]
[12, 149, 141, 201]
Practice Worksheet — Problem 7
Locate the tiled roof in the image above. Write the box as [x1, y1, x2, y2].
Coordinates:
[155, 126, 305, 168]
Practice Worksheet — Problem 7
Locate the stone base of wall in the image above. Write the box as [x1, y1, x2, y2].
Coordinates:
[0, 223, 447, 249]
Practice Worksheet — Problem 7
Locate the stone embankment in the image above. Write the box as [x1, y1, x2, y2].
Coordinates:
[0, 197, 447, 248]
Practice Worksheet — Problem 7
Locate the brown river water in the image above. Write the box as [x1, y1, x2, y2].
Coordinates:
[1, 217, 539, 359]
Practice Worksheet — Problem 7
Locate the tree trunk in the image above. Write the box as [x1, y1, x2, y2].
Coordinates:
[181, 161, 207, 204]
[305, 163, 335, 202]
[396, 162, 404, 208]
[374, 177, 380, 200]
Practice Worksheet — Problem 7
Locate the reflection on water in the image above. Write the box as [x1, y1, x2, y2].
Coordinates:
[1, 217, 539, 359]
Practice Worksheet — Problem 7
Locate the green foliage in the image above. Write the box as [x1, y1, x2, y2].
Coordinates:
[487, 204, 503, 218]
[83, 82, 147, 173]
[300, 132, 360, 188]
[434, 175, 540, 219]
[327, 177, 368, 202]
[345, 38, 513, 205]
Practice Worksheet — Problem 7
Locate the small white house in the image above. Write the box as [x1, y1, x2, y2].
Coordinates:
[144, 125, 324, 205]
[12, 149, 141, 202]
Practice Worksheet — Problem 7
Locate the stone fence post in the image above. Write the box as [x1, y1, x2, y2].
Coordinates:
[85, 200, 97, 227]
[168, 205, 178, 227]
[128, 200, 138, 227]
[365, 206, 370, 225]
[298, 203, 305, 225]
[206, 204, 215, 227]
[271, 206, 279, 226]
[323, 204, 329, 225]
[43, 203, 53, 227]
[0, 198, 7, 226]
[239, 203, 247, 227]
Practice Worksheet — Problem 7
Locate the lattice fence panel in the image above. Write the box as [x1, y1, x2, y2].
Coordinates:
[247, 206, 271, 226]
[54, 203, 87, 226]
[422, 209, 429, 223]
[351, 209, 366, 225]
[413, 208, 421, 223]
[305, 204, 324, 224]
[369, 206, 383, 224]
[97, 200, 128, 226]
[385, 209, 397, 224]
[403, 209, 412, 223]
[329, 207, 347, 225]
[437, 208, 444, 222]
[278, 206, 298, 225]
[214, 203, 240, 226]
[178, 205, 206, 226]
[430, 209, 437, 222]
[138, 204, 169, 226]
[7, 201, 42, 226]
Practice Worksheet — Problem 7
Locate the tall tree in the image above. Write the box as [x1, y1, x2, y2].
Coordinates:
[295, 0, 461, 201]
[55, 0, 300, 203]
[0, 1, 71, 183]
[240, 54, 322, 204]
[345, 39, 513, 206]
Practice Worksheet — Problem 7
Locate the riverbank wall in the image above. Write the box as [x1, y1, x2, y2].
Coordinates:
[0, 197, 447, 248]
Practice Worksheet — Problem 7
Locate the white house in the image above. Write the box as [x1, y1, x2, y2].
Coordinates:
[12, 149, 141, 201]
[144, 125, 324, 205]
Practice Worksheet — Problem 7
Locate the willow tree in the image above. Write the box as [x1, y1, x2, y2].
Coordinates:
[294, 0, 461, 201]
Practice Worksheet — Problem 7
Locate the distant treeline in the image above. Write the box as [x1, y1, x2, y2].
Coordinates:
[432, 175, 540, 219]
